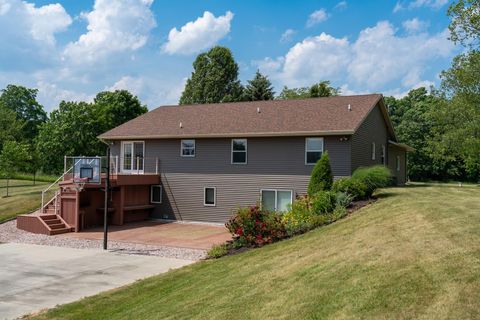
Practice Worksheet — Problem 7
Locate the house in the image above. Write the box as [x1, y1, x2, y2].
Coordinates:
[17, 94, 413, 234]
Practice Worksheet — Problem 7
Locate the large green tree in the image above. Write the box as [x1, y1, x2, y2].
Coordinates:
[277, 81, 339, 100]
[244, 70, 275, 101]
[36, 101, 100, 173]
[0, 141, 30, 197]
[0, 85, 47, 142]
[0, 104, 24, 151]
[447, 0, 480, 49]
[94, 90, 148, 132]
[386, 88, 456, 181]
[36, 90, 147, 174]
[179, 46, 244, 104]
[433, 51, 480, 180]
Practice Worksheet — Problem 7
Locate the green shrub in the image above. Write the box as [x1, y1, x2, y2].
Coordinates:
[309, 214, 330, 228]
[311, 191, 336, 215]
[207, 243, 229, 259]
[332, 177, 368, 200]
[335, 192, 354, 208]
[330, 205, 348, 221]
[282, 196, 314, 236]
[226, 205, 287, 247]
[352, 165, 391, 197]
[307, 152, 333, 196]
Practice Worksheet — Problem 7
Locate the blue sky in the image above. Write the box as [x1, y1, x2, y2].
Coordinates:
[0, 0, 457, 112]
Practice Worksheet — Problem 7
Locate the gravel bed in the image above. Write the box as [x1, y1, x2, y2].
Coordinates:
[0, 220, 206, 261]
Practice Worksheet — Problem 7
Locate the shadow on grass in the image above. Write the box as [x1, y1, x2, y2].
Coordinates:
[375, 192, 398, 199]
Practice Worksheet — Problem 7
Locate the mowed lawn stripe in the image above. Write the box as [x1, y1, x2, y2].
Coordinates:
[0, 179, 52, 223]
[29, 185, 480, 320]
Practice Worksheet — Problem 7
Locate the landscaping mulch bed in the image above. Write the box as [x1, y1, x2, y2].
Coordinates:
[212, 198, 376, 259]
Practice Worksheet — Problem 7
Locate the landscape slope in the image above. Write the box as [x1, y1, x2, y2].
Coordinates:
[31, 185, 480, 319]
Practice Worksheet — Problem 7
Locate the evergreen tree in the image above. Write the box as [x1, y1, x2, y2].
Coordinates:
[244, 70, 275, 101]
[307, 152, 333, 196]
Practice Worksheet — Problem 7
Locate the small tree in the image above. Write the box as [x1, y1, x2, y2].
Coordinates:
[0, 141, 30, 197]
[307, 152, 333, 196]
[244, 70, 275, 101]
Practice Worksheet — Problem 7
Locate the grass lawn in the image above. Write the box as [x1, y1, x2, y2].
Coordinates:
[0, 179, 53, 223]
[30, 184, 480, 320]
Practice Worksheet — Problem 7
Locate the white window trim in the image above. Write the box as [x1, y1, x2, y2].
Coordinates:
[260, 189, 293, 212]
[372, 142, 376, 160]
[180, 139, 196, 158]
[203, 187, 216, 207]
[150, 185, 163, 204]
[231, 139, 248, 165]
[396, 156, 401, 171]
[121, 141, 145, 174]
[305, 137, 324, 165]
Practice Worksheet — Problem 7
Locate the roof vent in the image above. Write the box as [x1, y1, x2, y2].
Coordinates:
[179, 122, 183, 128]
[257, 107, 261, 113]
[348, 104, 352, 111]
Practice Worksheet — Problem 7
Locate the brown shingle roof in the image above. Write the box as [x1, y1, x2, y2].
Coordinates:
[99, 94, 387, 140]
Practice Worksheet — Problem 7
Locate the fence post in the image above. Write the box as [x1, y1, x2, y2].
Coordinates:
[41, 191, 44, 213]
[156, 157, 158, 175]
[64, 156, 67, 174]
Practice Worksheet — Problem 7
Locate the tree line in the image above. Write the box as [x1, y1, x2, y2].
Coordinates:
[0, 88, 147, 182]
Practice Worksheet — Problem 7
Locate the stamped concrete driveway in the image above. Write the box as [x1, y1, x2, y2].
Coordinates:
[0, 243, 193, 320]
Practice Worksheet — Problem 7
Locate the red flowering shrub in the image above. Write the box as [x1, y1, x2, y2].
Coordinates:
[226, 205, 287, 247]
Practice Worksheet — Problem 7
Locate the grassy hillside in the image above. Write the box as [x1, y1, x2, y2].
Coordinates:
[31, 185, 480, 319]
[0, 179, 53, 223]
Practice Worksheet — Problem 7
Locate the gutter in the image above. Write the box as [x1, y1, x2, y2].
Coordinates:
[98, 130, 355, 140]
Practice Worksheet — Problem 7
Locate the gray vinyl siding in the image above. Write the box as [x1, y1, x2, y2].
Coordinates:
[154, 173, 310, 223]
[388, 146, 406, 185]
[109, 136, 351, 223]
[111, 136, 351, 177]
[350, 103, 389, 172]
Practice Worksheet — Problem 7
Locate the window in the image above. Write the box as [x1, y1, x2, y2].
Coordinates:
[381, 145, 386, 165]
[396, 156, 401, 171]
[371, 142, 376, 160]
[305, 137, 324, 165]
[261, 189, 293, 212]
[204, 187, 216, 206]
[181, 139, 195, 157]
[231, 139, 247, 164]
[151, 185, 162, 204]
[122, 141, 144, 173]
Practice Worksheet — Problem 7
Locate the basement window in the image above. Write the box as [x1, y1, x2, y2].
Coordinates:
[151, 185, 163, 204]
[396, 156, 401, 172]
[372, 142, 376, 160]
[305, 137, 324, 165]
[261, 189, 293, 212]
[204, 187, 216, 206]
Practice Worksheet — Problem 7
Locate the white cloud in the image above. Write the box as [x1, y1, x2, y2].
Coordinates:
[402, 18, 429, 33]
[394, 0, 449, 12]
[106, 76, 145, 96]
[280, 29, 296, 43]
[334, 1, 348, 10]
[162, 11, 234, 55]
[63, 0, 156, 63]
[35, 80, 94, 111]
[0, 0, 71, 45]
[409, 0, 449, 9]
[258, 21, 455, 92]
[306, 9, 328, 28]
[0, 0, 71, 67]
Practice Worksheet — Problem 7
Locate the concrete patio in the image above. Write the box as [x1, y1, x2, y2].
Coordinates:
[61, 220, 232, 250]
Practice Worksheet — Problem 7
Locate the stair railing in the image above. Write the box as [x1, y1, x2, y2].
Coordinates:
[41, 164, 75, 212]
